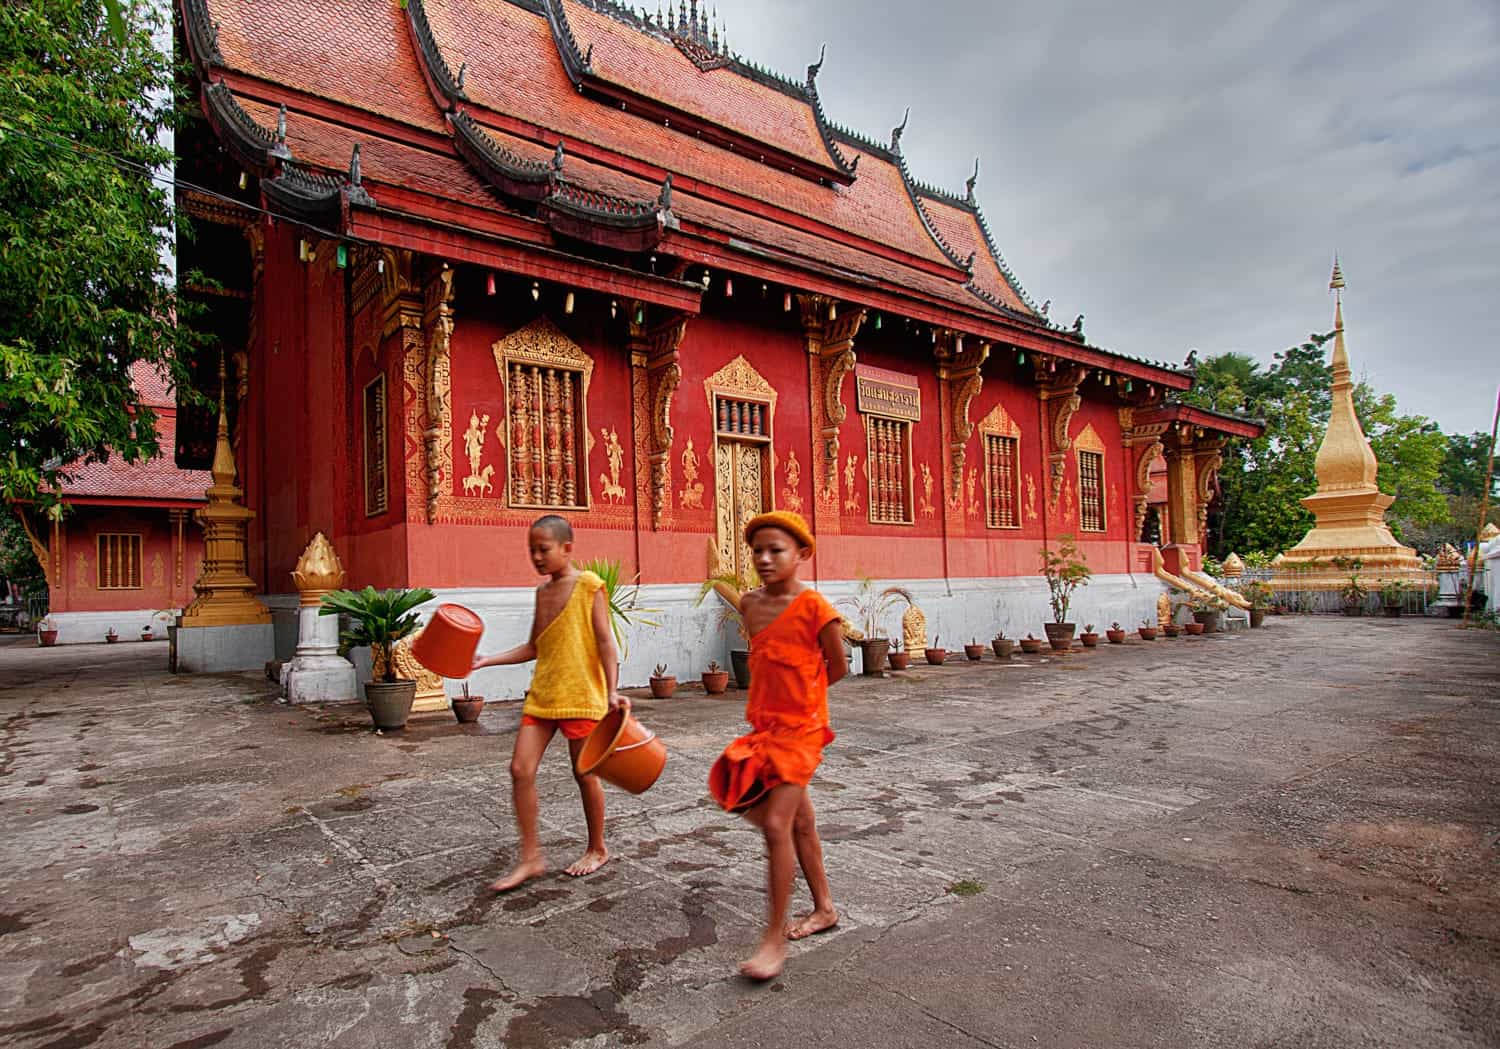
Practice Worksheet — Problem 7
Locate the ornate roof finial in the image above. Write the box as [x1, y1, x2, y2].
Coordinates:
[349, 142, 363, 185]
[891, 107, 909, 151]
[1072, 313, 1085, 335]
[965, 157, 979, 203]
[276, 103, 287, 143]
[807, 42, 826, 85]
[964, 251, 975, 274]
[456, 62, 467, 92]
[1330, 255, 1345, 292]
[552, 142, 565, 172]
[658, 171, 674, 209]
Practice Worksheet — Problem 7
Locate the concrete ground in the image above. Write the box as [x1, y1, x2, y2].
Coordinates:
[1, 616, 1497, 1049]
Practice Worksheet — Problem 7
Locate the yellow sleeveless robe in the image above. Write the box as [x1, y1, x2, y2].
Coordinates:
[523, 570, 608, 721]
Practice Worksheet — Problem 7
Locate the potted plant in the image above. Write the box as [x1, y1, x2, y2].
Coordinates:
[1184, 618, 1205, 635]
[1138, 619, 1158, 641]
[140, 623, 155, 642]
[1190, 594, 1226, 633]
[1240, 580, 1273, 628]
[1380, 580, 1407, 618]
[1332, 556, 1367, 616]
[105, 627, 119, 644]
[1162, 620, 1180, 638]
[579, 557, 660, 661]
[1019, 633, 1043, 655]
[695, 563, 756, 688]
[319, 585, 436, 731]
[924, 635, 947, 665]
[453, 681, 485, 723]
[1105, 622, 1125, 645]
[36, 616, 58, 647]
[991, 632, 1015, 659]
[1039, 534, 1091, 651]
[888, 637, 911, 671]
[650, 662, 678, 698]
[837, 575, 901, 677]
[960, 637, 983, 661]
[702, 660, 730, 695]
[1079, 623, 1099, 648]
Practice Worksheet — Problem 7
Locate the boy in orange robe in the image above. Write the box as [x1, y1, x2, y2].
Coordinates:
[471, 515, 629, 892]
[709, 511, 848, 980]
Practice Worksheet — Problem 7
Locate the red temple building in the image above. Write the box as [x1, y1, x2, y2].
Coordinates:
[27, 363, 208, 644]
[171, 0, 1259, 685]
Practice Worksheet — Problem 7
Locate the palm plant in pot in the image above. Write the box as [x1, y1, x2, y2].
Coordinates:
[319, 585, 436, 730]
[837, 575, 901, 676]
[1240, 580, 1273, 628]
[1039, 534, 1091, 651]
[579, 557, 660, 663]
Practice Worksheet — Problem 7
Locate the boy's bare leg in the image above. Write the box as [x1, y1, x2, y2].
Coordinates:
[785, 790, 838, 939]
[564, 735, 609, 877]
[740, 784, 803, 980]
[491, 721, 555, 892]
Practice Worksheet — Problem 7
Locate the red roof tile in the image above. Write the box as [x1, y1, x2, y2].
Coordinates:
[60, 415, 210, 503]
[921, 196, 1033, 315]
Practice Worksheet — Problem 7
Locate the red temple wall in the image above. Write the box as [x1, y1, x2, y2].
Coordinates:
[52, 507, 202, 614]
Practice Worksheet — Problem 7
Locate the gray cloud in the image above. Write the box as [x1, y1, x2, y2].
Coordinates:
[721, 0, 1500, 432]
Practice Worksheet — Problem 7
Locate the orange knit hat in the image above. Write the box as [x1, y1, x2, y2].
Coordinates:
[744, 510, 815, 552]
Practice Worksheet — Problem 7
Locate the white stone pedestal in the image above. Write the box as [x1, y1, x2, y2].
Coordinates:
[280, 605, 356, 704]
[173, 623, 276, 673]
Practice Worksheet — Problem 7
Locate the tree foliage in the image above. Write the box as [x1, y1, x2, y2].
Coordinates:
[0, 0, 206, 512]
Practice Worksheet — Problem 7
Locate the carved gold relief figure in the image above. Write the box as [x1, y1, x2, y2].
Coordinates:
[842, 453, 861, 514]
[919, 462, 935, 517]
[599, 426, 627, 504]
[679, 436, 704, 509]
[1025, 473, 1039, 521]
[76, 552, 88, 588]
[151, 552, 165, 588]
[781, 447, 804, 513]
[462, 410, 495, 496]
[966, 463, 980, 517]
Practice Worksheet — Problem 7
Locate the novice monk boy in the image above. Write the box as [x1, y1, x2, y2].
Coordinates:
[471, 514, 628, 892]
[709, 511, 847, 980]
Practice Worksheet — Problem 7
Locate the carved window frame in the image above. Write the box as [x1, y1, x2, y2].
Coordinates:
[863, 415, 914, 526]
[363, 374, 389, 517]
[495, 318, 595, 512]
[978, 404, 1023, 530]
[1075, 422, 1107, 533]
[96, 532, 143, 590]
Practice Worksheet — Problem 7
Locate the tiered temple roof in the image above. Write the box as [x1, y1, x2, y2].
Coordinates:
[180, 0, 1193, 386]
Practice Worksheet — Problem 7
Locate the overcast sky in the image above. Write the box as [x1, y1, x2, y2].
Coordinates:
[717, 0, 1499, 435]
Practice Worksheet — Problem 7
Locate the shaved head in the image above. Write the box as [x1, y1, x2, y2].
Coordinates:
[531, 514, 574, 542]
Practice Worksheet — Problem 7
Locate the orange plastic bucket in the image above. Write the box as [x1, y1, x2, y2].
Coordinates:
[576, 707, 667, 794]
[410, 603, 484, 678]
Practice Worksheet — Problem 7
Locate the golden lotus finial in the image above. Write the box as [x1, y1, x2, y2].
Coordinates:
[1329, 256, 1345, 291]
[1222, 552, 1245, 577]
[292, 532, 345, 604]
[1479, 522, 1499, 543]
[1435, 543, 1462, 572]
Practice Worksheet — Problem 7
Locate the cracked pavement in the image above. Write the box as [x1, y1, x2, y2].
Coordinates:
[0, 616, 1497, 1048]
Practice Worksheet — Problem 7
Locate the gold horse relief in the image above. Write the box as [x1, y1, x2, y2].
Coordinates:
[918, 461, 936, 518]
[599, 426, 627, 504]
[781, 447, 804, 513]
[679, 435, 704, 509]
[842, 453, 861, 514]
[461, 410, 495, 497]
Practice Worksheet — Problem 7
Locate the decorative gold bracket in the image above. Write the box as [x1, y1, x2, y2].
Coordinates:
[422, 266, 456, 525]
[628, 309, 689, 531]
[797, 295, 866, 521]
[937, 335, 989, 491]
[1037, 361, 1088, 506]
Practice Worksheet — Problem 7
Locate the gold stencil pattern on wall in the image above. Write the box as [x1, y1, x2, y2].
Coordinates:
[842, 453, 861, 514]
[151, 552, 165, 588]
[599, 426, 627, 504]
[781, 447, 804, 513]
[966, 464, 980, 517]
[679, 436, 704, 509]
[919, 462, 936, 518]
[461, 410, 495, 496]
[1025, 473, 1039, 521]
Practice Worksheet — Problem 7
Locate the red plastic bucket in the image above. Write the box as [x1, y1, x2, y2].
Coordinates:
[576, 707, 667, 794]
[410, 603, 484, 678]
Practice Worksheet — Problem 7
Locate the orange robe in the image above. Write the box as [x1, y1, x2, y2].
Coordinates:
[709, 589, 840, 812]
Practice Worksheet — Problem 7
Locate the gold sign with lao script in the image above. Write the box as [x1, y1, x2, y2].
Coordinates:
[855, 364, 921, 421]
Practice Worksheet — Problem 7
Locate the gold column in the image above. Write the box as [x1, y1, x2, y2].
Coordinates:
[1163, 426, 1199, 547]
[799, 294, 866, 536]
[627, 309, 688, 532]
[179, 360, 271, 627]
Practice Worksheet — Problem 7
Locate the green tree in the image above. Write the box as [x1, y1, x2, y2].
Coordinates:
[0, 0, 205, 517]
[1440, 432, 1497, 498]
[1352, 387, 1449, 536]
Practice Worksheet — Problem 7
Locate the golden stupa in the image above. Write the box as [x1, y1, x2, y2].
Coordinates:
[1270, 261, 1421, 588]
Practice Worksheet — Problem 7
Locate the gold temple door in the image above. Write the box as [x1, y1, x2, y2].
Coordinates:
[714, 437, 769, 581]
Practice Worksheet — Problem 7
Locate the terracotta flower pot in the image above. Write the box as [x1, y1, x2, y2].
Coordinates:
[649, 675, 677, 699]
[991, 638, 1015, 659]
[702, 670, 730, 695]
[1043, 622, 1076, 652]
[140, 632, 154, 642]
[924, 647, 947, 665]
[1138, 627, 1158, 641]
[1019, 638, 1043, 655]
[105, 634, 118, 644]
[964, 643, 985, 661]
[1080, 633, 1099, 648]
[38, 630, 58, 647]
[410, 603, 484, 678]
[1106, 630, 1125, 645]
[1163, 624, 1180, 638]
[452, 696, 485, 723]
[888, 651, 911, 670]
[859, 638, 890, 676]
[1185, 622, 1205, 635]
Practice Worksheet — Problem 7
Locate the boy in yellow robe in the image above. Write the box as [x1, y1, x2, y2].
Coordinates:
[472, 515, 628, 892]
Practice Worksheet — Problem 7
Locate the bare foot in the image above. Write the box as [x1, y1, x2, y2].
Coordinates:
[738, 937, 786, 982]
[564, 848, 609, 877]
[785, 908, 839, 941]
[489, 855, 545, 893]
